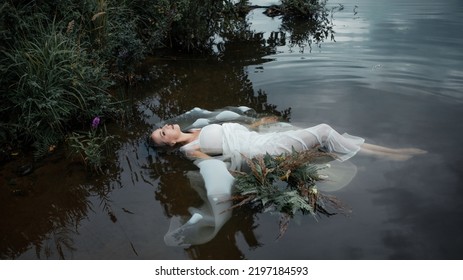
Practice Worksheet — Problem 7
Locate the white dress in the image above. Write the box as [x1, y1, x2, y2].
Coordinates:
[180, 122, 365, 170]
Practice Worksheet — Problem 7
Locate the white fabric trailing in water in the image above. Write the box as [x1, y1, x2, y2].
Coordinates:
[164, 159, 234, 247]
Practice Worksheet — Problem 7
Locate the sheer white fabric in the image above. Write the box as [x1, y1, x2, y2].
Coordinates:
[156, 106, 257, 132]
[164, 159, 234, 247]
[181, 122, 364, 171]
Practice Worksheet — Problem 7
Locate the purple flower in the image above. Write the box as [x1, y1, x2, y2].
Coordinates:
[91, 116, 100, 129]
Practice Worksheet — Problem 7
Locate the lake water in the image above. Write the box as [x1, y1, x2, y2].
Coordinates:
[1, 0, 463, 259]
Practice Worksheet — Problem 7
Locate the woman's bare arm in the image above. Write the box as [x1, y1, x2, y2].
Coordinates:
[188, 150, 211, 159]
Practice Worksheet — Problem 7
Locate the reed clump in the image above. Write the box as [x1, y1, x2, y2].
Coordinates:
[1, 19, 113, 157]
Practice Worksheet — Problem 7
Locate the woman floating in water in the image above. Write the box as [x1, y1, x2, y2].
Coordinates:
[150, 114, 426, 167]
[151, 107, 426, 247]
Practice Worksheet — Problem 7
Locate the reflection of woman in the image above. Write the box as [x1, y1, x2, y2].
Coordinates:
[150, 117, 426, 168]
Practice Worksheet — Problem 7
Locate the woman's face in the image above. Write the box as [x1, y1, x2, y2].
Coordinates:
[151, 124, 181, 146]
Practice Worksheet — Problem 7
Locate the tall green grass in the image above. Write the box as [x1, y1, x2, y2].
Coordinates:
[1, 20, 112, 157]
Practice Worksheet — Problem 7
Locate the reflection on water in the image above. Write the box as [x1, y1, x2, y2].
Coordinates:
[185, 208, 262, 260]
[1, 0, 463, 259]
[146, 57, 292, 121]
[0, 152, 91, 259]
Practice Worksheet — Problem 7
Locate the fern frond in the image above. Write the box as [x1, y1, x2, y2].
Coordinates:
[231, 147, 350, 238]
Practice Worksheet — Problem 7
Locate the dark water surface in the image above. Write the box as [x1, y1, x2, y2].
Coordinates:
[1, 0, 463, 259]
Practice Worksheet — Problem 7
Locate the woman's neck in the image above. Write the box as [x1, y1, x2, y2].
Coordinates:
[178, 130, 199, 145]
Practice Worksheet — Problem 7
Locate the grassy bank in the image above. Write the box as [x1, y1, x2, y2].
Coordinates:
[0, 0, 330, 165]
[0, 0, 243, 159]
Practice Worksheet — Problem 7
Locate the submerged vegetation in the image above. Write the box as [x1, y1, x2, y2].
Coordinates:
[0, 0, 337, 162]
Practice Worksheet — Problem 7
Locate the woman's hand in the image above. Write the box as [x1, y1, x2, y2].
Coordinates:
[249, 116, 279, 128]
[261, 116, 279, 124]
